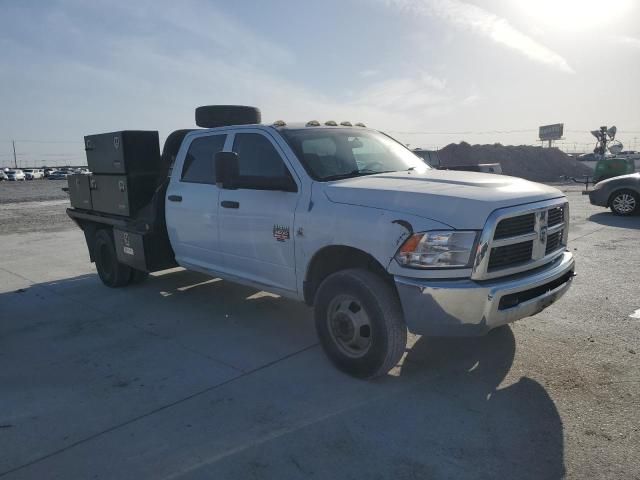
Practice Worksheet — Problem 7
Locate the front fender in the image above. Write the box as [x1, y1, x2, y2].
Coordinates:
[294, 198, 450, 295]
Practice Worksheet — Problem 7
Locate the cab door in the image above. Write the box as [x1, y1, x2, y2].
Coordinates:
[217, 130, 300, 293]
[165, 133, 229, 271]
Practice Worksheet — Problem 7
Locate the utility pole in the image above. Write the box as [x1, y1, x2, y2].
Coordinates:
[12, 140, 17, 168]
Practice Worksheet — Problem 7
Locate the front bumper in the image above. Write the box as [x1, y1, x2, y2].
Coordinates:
[588, 189, 607, 206]
[394, 251, 575, 336]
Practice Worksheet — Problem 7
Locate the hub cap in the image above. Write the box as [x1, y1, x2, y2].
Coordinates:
[327, 295, 372, 358]
[612, 193, 636, 214]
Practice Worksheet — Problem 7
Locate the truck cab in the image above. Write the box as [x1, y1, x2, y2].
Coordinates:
[67, 106, 575, 379]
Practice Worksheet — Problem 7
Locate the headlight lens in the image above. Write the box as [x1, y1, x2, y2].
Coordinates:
[395, 231, 478, 269]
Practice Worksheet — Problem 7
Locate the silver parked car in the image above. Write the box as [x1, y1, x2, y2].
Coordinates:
[589, 172, 640, 216]
[47, 170, 69, 180]
[6, 169, 26, 181]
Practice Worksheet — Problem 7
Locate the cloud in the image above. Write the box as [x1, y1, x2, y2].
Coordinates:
[352, 73, 450, 111]
[615, 36, 640, 49]
[386, 0, 574, 73]
[359, 69, 379, 78]
[461, 94, 480, 106]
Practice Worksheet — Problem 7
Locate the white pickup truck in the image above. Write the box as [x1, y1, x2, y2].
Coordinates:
[67, 106, 575, 378]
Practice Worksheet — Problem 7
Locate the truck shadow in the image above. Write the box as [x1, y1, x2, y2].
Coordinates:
[389, 328, 565, 479]
[0, 270, 564, 479]
[588, 211, 640, 229]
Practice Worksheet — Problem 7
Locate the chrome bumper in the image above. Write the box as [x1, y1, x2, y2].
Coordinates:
[394, 251, 575, 336]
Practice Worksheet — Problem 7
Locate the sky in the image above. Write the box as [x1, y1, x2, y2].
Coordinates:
[1, 0, 640, 167]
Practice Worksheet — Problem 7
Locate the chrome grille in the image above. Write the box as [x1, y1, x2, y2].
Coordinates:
[545, 230, 563, 254]
[547, 206, 565, 227]
[472, 199, 569, 280]
[488, 241, 534, 271]
[494, 214, 535, 239]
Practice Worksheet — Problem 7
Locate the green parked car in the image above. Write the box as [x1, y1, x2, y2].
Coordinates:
[593, 157, 636, 183]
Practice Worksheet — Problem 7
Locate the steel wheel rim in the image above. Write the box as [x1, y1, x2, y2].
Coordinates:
[327, 295, 373, 358]
[613, 193, 636, 214]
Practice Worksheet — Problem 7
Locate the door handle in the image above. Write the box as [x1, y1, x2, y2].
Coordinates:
[168, 195, 182, 202]
[221, 200, 240, 209]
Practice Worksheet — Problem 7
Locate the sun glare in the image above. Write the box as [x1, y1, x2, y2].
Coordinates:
[516, 0, 633, 31]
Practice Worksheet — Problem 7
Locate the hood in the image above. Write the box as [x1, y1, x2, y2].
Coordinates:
[323, 170, 565, 229]
[597, 172, 640, 185]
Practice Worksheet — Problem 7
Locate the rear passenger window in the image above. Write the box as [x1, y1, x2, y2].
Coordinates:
[232, 133, 289, 178]
[181, 134, 226, 184]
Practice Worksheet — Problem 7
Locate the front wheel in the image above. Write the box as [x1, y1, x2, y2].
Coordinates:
[610, 190, 638, 216]
[314, 268, 407, 379]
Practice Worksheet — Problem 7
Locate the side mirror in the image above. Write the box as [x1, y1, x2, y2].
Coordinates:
[215, 151, 239, 190]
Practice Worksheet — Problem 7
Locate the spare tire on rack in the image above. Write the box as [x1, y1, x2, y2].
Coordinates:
[195, 105, 261, 128]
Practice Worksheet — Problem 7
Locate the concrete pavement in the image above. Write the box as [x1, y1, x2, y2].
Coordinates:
[1, 188, 639, 479]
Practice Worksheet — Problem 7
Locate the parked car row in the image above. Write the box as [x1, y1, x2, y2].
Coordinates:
[1, 167, 90, 181]
[1, 169, 26, 181]
[47, 168, 90, 179]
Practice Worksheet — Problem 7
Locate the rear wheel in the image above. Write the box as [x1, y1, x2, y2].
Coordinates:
[94, 229, 132, 288]
[610, 190, 638, 216]
[314, 269, 407, 379]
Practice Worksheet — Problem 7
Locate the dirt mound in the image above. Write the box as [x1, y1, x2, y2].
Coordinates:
[437, 142, 592, 182]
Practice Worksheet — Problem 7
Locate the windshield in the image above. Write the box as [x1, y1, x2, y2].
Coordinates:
[281, 128, 429, 181]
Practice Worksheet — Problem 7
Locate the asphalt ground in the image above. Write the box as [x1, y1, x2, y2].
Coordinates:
[0, 183, 638, 479]
[0, 178, 69, 204]
[0, 179, 72, 235]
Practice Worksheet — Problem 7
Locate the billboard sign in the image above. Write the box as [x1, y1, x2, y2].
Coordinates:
[539, 123, 564, 141]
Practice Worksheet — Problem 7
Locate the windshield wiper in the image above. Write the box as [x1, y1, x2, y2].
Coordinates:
[323, 169, 394, 181]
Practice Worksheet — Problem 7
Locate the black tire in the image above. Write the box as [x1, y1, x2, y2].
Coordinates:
[195, 105, 261, 128]
[314, 268, 407, 379]
[129, 269, 149, 284]
[609, 189, 639, 216]
[94, 229, 132, 288]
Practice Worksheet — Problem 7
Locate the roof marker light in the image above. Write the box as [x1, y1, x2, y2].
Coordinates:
[324, 120, 338, 126]
[272, 120, 287, 127]
[306, 120, 320, 127]
[340, 121, 352, 127]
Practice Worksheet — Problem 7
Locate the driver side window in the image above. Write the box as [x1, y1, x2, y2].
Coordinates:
[232, 133, 289, 178]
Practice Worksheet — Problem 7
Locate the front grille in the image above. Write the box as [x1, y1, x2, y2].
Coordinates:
[545, 230, 563, 254]
[473, 201, 569, 280]
[488, 241, 534, 271]
[494, 213, 535, 239]
[547, 206, 564, 227]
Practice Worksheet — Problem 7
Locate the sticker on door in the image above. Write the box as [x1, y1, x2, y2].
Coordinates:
[273, 225, 290, 242]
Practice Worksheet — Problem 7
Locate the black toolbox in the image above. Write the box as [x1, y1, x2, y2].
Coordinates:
[84, 131, 161, 175]
[67, 174, 92, 210]
[90, 174, 160, 217]
[114, 228, 176, 272]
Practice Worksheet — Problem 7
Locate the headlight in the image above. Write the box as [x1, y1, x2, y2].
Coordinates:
[395, 231, 478, 269]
